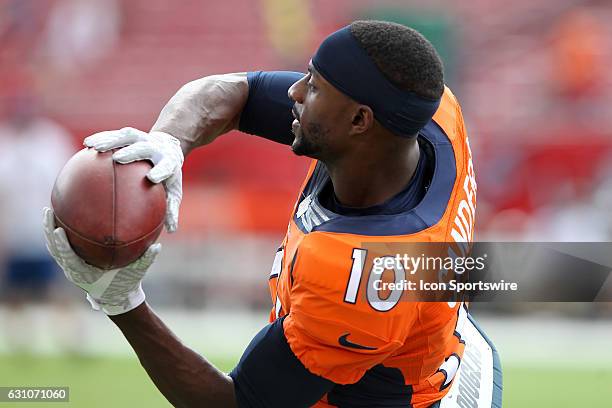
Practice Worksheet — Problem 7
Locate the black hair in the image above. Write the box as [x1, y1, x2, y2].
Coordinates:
[350, 20, 444, 100]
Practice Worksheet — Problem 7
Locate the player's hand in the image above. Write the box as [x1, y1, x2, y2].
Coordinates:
[83, 127, 183, 232]
[43, 207, 161, 315]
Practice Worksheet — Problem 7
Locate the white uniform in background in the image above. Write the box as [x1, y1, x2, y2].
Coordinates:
[0, 117, 77, 353]
[0, 118, 73, 258]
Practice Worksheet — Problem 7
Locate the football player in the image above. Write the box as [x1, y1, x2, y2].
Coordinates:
[44, 21, 501, 407]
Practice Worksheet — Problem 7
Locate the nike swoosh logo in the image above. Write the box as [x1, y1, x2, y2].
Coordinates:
[338, 333, 378, 350]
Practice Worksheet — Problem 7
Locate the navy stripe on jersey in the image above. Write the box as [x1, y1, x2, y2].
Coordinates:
[327, 364, 413, 407]
[230, 317, 334, 408]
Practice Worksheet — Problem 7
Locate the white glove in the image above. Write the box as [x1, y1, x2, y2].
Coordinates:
[43, 207, 161, 315]
[84, 127, 183, 232]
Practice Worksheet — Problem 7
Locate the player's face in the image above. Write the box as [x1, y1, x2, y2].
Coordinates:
[288, 64, 355, 161]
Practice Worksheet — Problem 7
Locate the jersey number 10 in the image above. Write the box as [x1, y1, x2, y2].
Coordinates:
[344, 248, 405, 312]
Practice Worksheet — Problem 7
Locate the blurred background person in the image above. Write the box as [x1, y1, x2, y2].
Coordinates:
[0, 74, 78, 352]
[38, 0, 121, 74]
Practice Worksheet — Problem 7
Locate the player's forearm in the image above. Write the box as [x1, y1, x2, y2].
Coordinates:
[109, 302, 237, 408]
[150, 73, 249, 156]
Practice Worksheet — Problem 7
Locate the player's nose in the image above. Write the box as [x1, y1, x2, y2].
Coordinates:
[288, 77, 305, 104]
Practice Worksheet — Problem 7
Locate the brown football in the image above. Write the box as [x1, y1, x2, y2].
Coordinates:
[51, 148, 166, 269]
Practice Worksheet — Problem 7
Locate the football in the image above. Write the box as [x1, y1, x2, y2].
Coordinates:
[51, 148, 166, 269]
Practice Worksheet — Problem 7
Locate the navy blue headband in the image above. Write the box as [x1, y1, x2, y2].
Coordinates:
[311, 25, 441, 137]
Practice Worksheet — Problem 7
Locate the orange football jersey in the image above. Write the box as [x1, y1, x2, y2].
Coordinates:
[268, 86, 476, 408]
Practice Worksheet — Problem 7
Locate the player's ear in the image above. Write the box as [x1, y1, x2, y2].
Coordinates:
[349, 105, 374, 136]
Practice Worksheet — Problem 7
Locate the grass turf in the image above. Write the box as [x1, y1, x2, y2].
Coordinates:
[1, 355, 611, 407]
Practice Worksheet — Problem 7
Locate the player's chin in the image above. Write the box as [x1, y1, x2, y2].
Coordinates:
[292, 123, 322, 158]
[291, 125, 305, 155]
[291, 138, 305, 156]
[291, 133, 310, 157]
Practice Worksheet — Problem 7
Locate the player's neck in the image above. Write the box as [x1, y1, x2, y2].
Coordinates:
[326, 139, 420, 209]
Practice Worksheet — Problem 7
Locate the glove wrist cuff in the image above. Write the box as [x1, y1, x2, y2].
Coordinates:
[87, 284, 146, 316]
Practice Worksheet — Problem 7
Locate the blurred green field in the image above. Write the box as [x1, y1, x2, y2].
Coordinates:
[1, 355, 611, 407]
